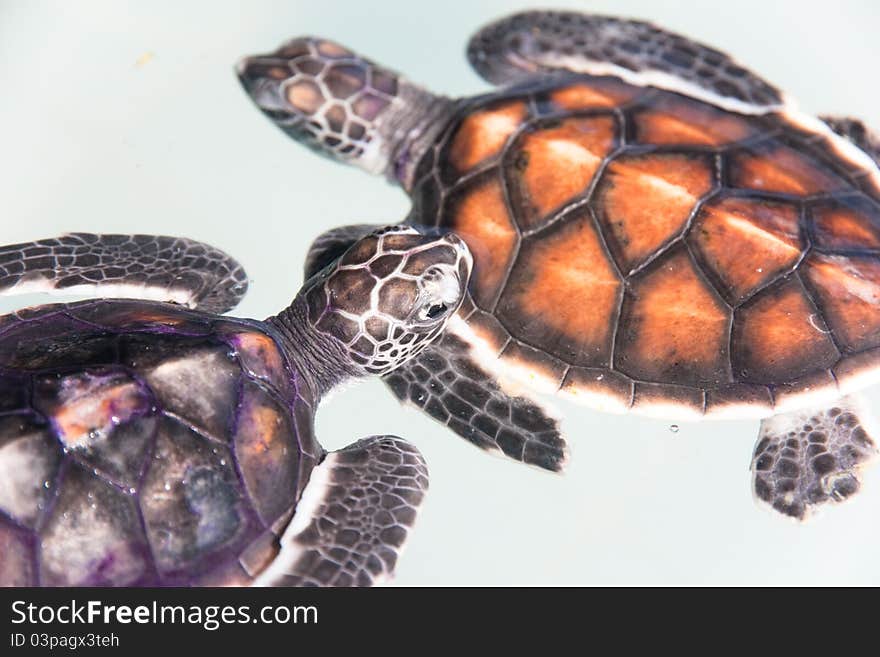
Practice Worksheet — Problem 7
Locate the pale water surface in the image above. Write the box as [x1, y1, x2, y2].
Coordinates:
[1, 0, 879, 585]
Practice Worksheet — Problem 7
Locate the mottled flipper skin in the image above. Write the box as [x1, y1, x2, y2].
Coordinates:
[0, 234, 248, 314]
[821, 116, 880, 166]
[384, 334, 567, 471]
[467, 11, 784, 110]
[257, 436, 428, 587]
[751, 396, 879, 520]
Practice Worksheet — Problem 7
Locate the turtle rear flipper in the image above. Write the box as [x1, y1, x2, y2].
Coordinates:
[384, 327, 568, 472]
[0, 233, 248, 315]
[820, 116, 880, 166]
[751, 395, 879, 520]
[255, 436, 428, 587]
[467, 11, 785, 113]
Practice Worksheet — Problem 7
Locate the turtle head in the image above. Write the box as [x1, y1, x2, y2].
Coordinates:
[237, 37, 447, 187]
[237, 37, 400, 176]
[302, 226, 472, 376]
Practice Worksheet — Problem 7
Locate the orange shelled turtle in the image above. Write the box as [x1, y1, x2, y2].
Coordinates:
[238, 11, 880, 520]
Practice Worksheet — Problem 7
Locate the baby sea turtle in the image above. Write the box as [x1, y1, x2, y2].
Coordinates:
[237, 10, 880, 520]
[0, 228, 472, 586]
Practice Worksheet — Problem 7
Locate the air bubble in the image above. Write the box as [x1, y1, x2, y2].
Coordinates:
[669, 425, 679, 434]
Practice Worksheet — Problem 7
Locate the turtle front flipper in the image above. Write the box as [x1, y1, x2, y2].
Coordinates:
[467, 11, 785, 113]
[751, 395, 879, 520]
[384, 330, 567, 472]
[820, 116, 880, 166]
[254, 436, 428, 587]
[0, 233, 248, 315]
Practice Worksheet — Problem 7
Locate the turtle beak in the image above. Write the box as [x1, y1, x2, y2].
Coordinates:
[236, 55, 298, 118]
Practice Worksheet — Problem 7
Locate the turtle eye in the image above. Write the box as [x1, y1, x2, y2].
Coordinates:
[424, 303, 448, 320]
[417, 301, 449, 322]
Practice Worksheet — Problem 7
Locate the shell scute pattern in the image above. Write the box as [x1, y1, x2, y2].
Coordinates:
[688, 195, 804, 304]
[595, 150, 717, 272]
[728, 138, 849, 196]
[495, 207, 620, 367]
[616, 245, 730, 387]
[811, 196, 880, 250]
[0, 299, 315, 586]
[413, 75, 880, 411]
[630, 92, 758, 147]
[508, 114, 619, 231]
[544, 77, 643, 112]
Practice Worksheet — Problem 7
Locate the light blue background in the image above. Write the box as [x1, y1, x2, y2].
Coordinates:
[1, 0, 879, 585]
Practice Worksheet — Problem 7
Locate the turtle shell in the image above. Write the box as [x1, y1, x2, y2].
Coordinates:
[409, 74, 880, 418]
[0, 299, 319, 586]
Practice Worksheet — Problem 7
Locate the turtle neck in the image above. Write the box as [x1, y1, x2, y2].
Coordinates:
[266, 294, 363, 399]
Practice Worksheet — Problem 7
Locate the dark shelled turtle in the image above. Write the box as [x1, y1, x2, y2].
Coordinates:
[0, 228, 473, 586]
[238, 10, 880, 519]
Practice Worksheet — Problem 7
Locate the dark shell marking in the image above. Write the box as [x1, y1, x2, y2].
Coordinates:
[0, 299, 318, 586]
[409, 75, 880, 415]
